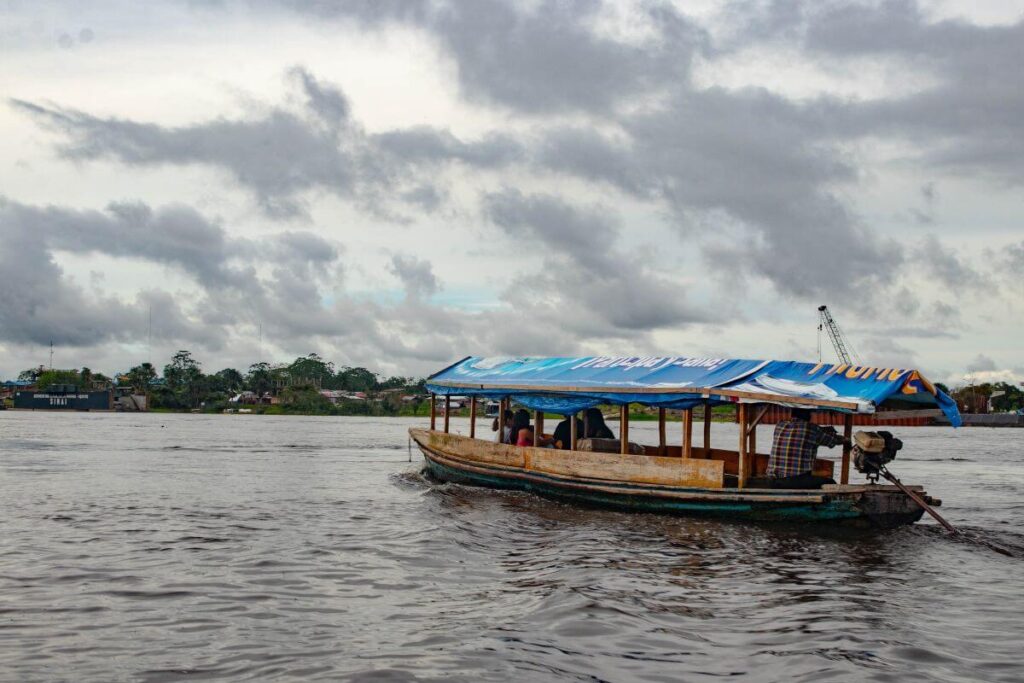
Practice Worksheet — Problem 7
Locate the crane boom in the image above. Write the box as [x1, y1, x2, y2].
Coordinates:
[817, 305, 859, 365]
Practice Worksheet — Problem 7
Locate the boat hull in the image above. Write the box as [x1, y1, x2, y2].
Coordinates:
[411, 429, 927, 529]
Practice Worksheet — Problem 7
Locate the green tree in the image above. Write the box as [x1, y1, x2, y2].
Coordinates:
[288, 353, 335, 388]
[35, 369, 81, 390]
[124, 363, 158, 393]
[163, 350, 204, 408]
[990, 382, 1024, 412]
[246, 362, 274, 397]
[213, 368, 245, 394]
[336, 366, 378, 392]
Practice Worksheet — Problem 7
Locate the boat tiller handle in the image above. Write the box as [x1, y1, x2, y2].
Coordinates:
[879, 466, 958, 535]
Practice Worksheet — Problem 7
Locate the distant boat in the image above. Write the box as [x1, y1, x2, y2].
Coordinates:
[410, 355, 962, 529]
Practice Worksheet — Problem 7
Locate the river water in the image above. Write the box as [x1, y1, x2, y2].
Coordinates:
[1, 412, 1021, 682]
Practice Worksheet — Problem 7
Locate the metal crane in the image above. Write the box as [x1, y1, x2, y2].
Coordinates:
[817, 305, 860, 365]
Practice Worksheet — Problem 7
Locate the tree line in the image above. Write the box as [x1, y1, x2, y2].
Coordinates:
[17, 351, 427, 414]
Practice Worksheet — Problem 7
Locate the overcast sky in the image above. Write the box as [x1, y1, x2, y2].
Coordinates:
[1, 0, 1021, 385]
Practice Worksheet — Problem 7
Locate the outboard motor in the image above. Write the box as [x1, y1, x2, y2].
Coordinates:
[852, 430, 903, 482]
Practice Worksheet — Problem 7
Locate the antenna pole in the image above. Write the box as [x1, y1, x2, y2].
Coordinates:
[49, 340, 54, 369]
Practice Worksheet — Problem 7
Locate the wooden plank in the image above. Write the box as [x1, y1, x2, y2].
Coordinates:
[658, 407, 666, 456]
[748, 403, 762, 456]
[429, 393, 436, 431]
[702, 400, 711, 453]
[469, 397, 476, 439]
[746, 404, 770, 434]
[529, 448, 724, 488]
[570, 412, 578, 451]
[682, 408, 693, 459]
[738, 403, 748, 488]
[426, 430, 525, 468]
[620, 404, 629, 455]
[430, 380, 861, 410]
[533, 410, 542, 447]
[443, 395, 451, 433]
[497, 398, 506, 442]
[841, 413, 853, 485]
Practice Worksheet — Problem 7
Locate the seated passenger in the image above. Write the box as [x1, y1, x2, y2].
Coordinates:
[509, 409, 555, 447]
[506, 409, 531, 445]
[765, 408, 844, 489]
[492, 408, 514, 444]
[553, 415, 584, 450]
[583, 408, 615, 439]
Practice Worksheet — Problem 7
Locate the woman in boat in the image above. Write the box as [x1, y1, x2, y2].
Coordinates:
[509, 408, 555, 447]
[583, 408, 615, 439]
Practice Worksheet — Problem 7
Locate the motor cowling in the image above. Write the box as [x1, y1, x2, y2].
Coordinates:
[852, 430, 903, 480]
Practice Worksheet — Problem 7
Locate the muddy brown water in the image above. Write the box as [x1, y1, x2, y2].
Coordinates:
[1, 412, 1022, 682]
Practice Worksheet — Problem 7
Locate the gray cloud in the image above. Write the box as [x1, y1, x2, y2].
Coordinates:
[11, 67, 522, 222]
[966, 353, 997, 373]
[1003, 241, 1024, 277]
[0, 197, 218, 348]
[483, 189, 712, 332]
[372, 127, 523, 168]
[740, 1, 1024, 182]
[389, 254, 439, 300]
[429, 0, 705, 113]
[916, 234, 988, 292]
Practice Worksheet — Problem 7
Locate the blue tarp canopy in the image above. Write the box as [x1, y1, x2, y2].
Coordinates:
[426, 356, 962, 427]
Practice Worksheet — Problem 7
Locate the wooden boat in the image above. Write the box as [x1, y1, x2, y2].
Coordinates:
[411, 356, 962, 529]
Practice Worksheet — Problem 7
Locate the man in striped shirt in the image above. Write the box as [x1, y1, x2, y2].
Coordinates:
[765, 408, 844, 489]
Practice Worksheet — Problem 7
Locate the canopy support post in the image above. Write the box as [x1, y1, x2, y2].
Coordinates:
[570, 412, 578, 451]
[658, 408, 666, 455]
[498, 398, 507, 442]
[429, 393, 436, 431]
[748, 403, 765, 458]
[533, 410, 543, 447]
[682, 408, 693, 459]
[443, 395, 451, 433]
[703, 400, 711, 455]
[620, 404, 629, 455]
[738, 403, 749, 488]
[841, 413, 853, 484]
[469, 397, 476, 439]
